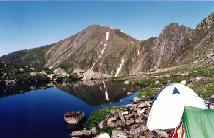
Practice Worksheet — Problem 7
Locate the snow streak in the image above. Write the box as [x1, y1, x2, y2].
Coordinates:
[114, 57, 125, 77]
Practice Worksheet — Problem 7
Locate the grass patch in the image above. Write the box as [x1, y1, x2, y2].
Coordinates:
[86, 106, 119, 130]
[191, 81, 214, 99]
[139, 86, 160, 97]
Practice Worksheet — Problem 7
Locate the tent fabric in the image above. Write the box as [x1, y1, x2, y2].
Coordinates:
[170, 123, 185, 138]
[147, 83, 207, 130]
[182, 106, 214, 138]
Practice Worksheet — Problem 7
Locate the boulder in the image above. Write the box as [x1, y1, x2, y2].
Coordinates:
[137, 108, 146, 115]
[127, 92, 132, 95]
[180, 80, 187, 85]
[5, 80, 16, 86]
[155, 80, 160, 84]
[137, 102, 147, 108]
[125, 118, 134, 125]
[71, 129, 91, 137]
[64, 111, 85, 125]
[53, 68, 69, 77]
[30, 71, 46, 77]
[91, 127, 97, 135]
[96, 133, 110, 138]
[19, 68, 24, 72]
[124, 80, 130, 85]
[99, 120, 104, 129]
[82, 69, 110, 81]
[47, 74, 55, 80]
[154, 130, 169, 137]
[133, 97, 140, 103]
[111, 130, 127, 138]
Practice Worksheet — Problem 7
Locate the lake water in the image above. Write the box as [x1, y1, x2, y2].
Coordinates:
[0, 81, 139, 138]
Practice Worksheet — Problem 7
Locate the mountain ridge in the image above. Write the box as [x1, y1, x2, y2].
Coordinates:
[1, 12, 214, 76]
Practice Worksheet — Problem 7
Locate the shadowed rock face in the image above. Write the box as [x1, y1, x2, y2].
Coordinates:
[56, 81, 139, 106]
[1, 12, 214, 76]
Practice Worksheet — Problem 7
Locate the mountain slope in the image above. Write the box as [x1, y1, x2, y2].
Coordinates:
[1, 12, 214, 76]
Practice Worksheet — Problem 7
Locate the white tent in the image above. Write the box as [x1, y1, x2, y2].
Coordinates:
[147, 83, 207, 130]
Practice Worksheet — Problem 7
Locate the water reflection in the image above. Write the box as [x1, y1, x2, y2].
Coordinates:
[56, 80, 139, 106]
[0, 82, 52, 98]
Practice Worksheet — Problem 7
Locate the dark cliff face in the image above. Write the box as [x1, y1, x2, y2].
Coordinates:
[151, 23, 194, 69]
[1, 12, 214, 76]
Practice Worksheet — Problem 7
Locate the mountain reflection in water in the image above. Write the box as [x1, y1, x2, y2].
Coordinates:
[56, 80, 140, 106]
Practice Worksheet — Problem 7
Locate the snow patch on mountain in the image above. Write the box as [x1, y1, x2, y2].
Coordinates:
[106, 32, 109, 41]
[114, 57, 125, 77]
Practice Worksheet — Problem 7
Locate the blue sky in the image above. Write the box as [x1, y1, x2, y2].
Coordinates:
[0, 1, 214, 56]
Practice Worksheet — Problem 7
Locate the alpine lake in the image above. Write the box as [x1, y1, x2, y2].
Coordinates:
[0, 80, 140, 138]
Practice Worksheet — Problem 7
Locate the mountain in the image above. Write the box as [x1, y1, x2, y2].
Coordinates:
[1, 12, 214, 76]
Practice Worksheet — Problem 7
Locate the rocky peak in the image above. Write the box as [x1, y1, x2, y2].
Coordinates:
[151, 23, 193, 69]
[159, 23, 193, 42]
[196, 12, 214, 33]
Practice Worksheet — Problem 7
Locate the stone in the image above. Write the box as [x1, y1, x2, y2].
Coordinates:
[179, 72, 189, 76]
[124, 114, 133, 119]
[133, 97, 140, 103]
[137, 108, 146, 115]
[64, 111, 85, 125]
[125, 118, 134, 125]
[137, 102, 147, 108]
[195, 77, 204, 82]
[193, 60, 198, 64]
[53, 68, 69, 77]
[155, 80, 160, 84]
[107, 120, 116, 128]
[116, 120, 126, 127]
[99, 121, 104, 129]
[209, 103, 214, 109]
[127, 92, 132, 95]
[91, 127, 97, 135]
[126, 104, 135, 108]
[30, 72, 46, 77]
[124, 80, 130, 85]
[135, 118, 142, 123]
[145, 101, 152, 107]
[119, 111, 126, 123]
[82, 69, 110, 81]
[144, 131, 155, 138]
[154, 130, 169, 138]
[71, 129, 91, 137]
[180, 80, 186, 85]
[129, 124, 148, 135]
[19, 68, 24, 72]
[40, 71, 47, 76]
[71, 130, 83, 137]
[47, 74, 55, 80]
[122, 111, 129, 115]
[96, 133, 110, 138]
[111, 130, 127, 138]
[5, 80, 16, 86]
[207, 52, 214, 58]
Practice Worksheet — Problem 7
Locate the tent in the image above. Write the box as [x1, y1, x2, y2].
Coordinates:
[147, 83, 207, 130]
[182, 106, 214, 138]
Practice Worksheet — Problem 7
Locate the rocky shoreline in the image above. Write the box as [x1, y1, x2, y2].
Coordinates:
[0, 63, 81, 89]
[71, 95, 214, 138]
[71, 97, 172, 138]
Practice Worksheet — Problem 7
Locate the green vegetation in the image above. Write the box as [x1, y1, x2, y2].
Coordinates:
[191, 81, 214, 99]
[112, 64, 214, 99]
[86, 106, 119, 133]
[0, 63, 81, 89]
[0, 45, 52, 68]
